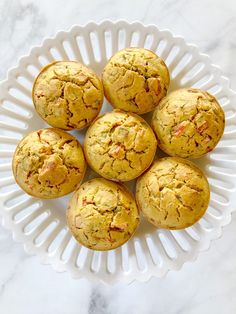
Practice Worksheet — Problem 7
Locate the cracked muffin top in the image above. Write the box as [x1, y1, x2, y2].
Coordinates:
[102, 48, 170, 114]
[33, 61, 104, 130]
[152, 88, 225, 158]
[12, 128, 86, 199]
[84, 110, 157, 181]
[67, 178, 140, 251]
[136, 157, 210, 229]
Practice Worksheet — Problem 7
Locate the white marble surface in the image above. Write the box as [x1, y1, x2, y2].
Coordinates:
[0, 0, 236, 313]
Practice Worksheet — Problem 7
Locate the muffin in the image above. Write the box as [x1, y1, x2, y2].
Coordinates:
[102, 48, 170, 114]
[152, 88, 225, 158]
[67, 178, 140, 251]
[136, 157, 210, 229]
[12, 128, 86, 199]
[33, 61, 104, 130]
[84, 110, 157, 181]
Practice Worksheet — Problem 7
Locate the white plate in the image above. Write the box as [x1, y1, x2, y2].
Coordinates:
[0, 21, 236, 284]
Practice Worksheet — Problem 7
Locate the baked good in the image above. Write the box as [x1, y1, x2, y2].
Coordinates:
[67, 178, 140, 251]
[84, 110, 157, 181]
[152, 88, 225, 158]
[102, 48, 170, 114]
[12, 128, 86, 199]
[33, 61, 103, 130]
[136, 157, 210, 229]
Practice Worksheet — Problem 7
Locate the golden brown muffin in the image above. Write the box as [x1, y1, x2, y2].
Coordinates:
[84, 110, 157, 181]
[67, 178, 140, 251]
[12, 128, 86, 199]
[102, 48, 170, 114]
[33, 61, 104, 130]
[152, 88, 225, 158]
[136, 157, 210, 230]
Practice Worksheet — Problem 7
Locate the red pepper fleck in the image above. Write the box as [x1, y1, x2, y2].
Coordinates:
[205, 136, 211, 143]
[82, 198, 95, 206]
[138, 129, 145, 136]
[197, 121, 208, 134]
[207, 146, 213, 153]
[173, 124, 185, 137]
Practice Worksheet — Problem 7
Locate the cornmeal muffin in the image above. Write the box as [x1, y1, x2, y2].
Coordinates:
[33, 61, 103, 130]
[136, 157, 210, 229]
[12, 128, 86, 199]
[152, 88, 225, 158]
[84, 110, 157, 181]
[102, 48, 170, 114]
[67, 178, 140, 251]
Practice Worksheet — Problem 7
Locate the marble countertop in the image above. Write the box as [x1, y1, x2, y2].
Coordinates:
[0, 0, 236, 313]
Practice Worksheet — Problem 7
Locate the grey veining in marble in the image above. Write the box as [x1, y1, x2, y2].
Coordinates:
[0, 0, 236, 313]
